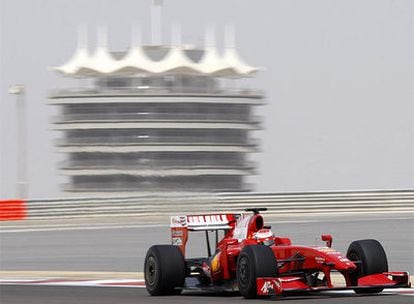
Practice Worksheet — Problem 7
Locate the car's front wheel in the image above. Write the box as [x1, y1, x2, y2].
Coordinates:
[144, 245, 186, 296]
[236, 245, 278, 298]
[346, 239, 388, 294]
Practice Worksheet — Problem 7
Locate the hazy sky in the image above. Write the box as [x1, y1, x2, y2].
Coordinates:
[0, 0, 413, 198]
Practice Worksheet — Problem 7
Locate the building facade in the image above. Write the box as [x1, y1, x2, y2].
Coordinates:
[50, 34, 264, 194]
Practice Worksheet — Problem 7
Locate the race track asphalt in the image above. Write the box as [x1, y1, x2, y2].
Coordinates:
[1, 215, 413, 273]
[0, 285, 413, 304]
[0, 214, 413, 304]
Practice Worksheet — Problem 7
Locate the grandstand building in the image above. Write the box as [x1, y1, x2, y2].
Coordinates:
[50, 26, 264, 194]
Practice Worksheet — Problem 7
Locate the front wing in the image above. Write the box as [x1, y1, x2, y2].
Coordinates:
[257, 272, 411, 296]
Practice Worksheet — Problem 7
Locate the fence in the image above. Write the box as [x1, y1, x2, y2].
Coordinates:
[2, 189, 410, 222]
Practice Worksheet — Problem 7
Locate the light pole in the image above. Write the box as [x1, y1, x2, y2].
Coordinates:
[151, 0, 163, 45]
[8, 84, 28, 198]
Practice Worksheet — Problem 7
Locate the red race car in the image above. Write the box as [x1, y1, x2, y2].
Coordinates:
[144, 208, 410, 298]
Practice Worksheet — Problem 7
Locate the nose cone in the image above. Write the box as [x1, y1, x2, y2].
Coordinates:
[332, 258, 357, 270]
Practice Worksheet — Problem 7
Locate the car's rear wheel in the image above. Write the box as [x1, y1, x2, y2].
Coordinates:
[236, 245, 278, 298]
[346, 239, 388, 294]
[144, 245, 186, 296]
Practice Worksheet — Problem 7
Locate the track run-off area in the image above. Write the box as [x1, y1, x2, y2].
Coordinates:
[0, 213, 413, 303]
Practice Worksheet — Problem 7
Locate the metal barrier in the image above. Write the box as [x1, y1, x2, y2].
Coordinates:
[21, 189, 414, 221]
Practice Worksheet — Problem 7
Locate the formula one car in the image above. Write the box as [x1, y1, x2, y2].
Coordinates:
[144, 208, 410, 298]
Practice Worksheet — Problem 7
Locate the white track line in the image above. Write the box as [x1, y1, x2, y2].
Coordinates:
[2, 215, 413, 233]
[0, 278, 145, 288]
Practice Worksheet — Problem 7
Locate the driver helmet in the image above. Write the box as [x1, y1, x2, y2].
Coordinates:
[254, 228, 275, 246]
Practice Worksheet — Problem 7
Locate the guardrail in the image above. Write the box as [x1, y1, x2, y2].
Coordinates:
[7, 189, 411, 222]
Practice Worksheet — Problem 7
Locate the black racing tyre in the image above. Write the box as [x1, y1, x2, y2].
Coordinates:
[144, 245, 186, 296]
[236, 245, 278, 299]
[346, 239, 388, 294]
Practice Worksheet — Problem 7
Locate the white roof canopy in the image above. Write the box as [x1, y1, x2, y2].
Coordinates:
[52, 26, 260, 78]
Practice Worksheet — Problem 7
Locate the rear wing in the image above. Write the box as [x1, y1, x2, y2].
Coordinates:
[170, 213, 241, 255]
[171, 214, 240, 231]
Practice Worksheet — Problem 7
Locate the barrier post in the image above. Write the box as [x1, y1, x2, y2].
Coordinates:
[0, 200, 27, 220]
